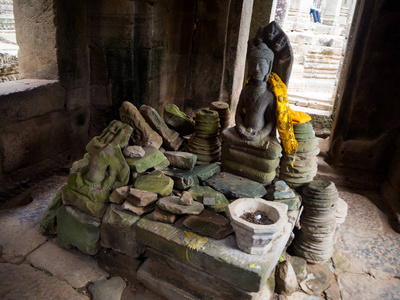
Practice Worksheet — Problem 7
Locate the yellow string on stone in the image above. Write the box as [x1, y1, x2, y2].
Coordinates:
[268, 72, 298, 154]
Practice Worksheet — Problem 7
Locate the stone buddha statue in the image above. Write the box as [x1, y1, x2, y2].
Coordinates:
[221, 37, 283, 185]
[235, 39, 276, 143]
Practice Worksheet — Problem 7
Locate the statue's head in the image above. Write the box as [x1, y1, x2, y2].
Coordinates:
[248, 39, 274, 81]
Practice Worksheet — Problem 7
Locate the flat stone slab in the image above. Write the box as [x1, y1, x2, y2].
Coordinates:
[337, 273, 400, 300]
[157, 196, 204, 215]
[205, 172, 267, 199]
[126, 146, 166, 173]
[134, 170, 174, 196]
[163, 169, 199, 190]
[0, 175, 67, 263]
[192, 163, 221, 182]
[135, 213, 292, 292]
[164, 151, 197, 170]
[188, 185, 229, 213]
[26, 241, 108, 288]
[0, 263, 89, 299]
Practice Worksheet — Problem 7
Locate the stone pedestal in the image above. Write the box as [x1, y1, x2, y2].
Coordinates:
[135, 214, 292, 298]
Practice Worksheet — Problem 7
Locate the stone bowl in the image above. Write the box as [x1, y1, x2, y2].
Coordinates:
[227, 198, 288, 255]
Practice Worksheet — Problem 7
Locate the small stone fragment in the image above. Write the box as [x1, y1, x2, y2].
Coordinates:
[164, 151, 197, 170]
[276, 260, 298, 294]
[134, 170, 174, 196]
[303, 269, 331, 295]
[163, 168, 199, 190]
[192, 163, 221, 182]
[188, 185, 229, 213]
[109, 186, 130, 204]
[203, 194, 216, 206]
[163, 103, 195, 136]
[157, 196, 204, 215]
[123, 146, 145, 158]
[125, 146, 166, 173]
[88, 276, 126, 300]
[122, 201, 156, 216]
[182, 210, 233, 239]
[179, 191, 193, 206]
[153, 206, 178, 224]
[126, 188, 158, 207]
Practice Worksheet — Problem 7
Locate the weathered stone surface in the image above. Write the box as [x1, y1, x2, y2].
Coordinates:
[121, 201, 156, 216]
[134, 170, 174, 196]
[158, 196, 204, 215]
[265, 180, 296, 200]
[26, 241, 108, 288]
[182, 210, 233, 239]
[279, 292, 324, 300]
[86, 120, 133, 153]
[57, 205, 101, 256]
[290, 256, 308, 282]
[324, 282, 341, 300]
[301, 269, 331, 295]
[153, 156, 170, 170]
[188, 185, 229, 213]
[276, 260, 298, 294]
[179, 191, 193, 206]
[135, 214, 292, 292]
[101, 204, 145, 258]
[338, 273, 400, 299]
[163, 168, 199, 190]
[203, 194, 216, 206]
[126, 188, 158, 207]
[125, 146, 166, 173]
[89, 277, 126, 300]
[123, 145, 145, 158]
[40, 185, 65, 235]
[164, 151, 197, 170]
[0, 175, 67, 263]
[137, 248, 273, 300]
[192, 163, 221, 182]
[205, 172, 267, 199]
[163, 103, 195, 136]
[153, 206, 177, 224]
[119, 101, 163, 148]
[109, 186, 130, 204]
[140, 105, 184, 151]
[0, 263, 89, 299]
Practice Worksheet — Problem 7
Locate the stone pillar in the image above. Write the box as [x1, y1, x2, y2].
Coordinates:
[322, 0, 342, 26]
[221, 0, 254, 125]
[274, 0, 292, 28]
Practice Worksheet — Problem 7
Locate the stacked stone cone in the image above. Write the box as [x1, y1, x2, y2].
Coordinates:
[293, 181, 338, 264]
[209, 101, 231, 131]
[279, 122, 319, 188]
[186, 109, 221, 164]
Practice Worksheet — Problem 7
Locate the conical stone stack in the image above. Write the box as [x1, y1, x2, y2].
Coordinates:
[186, 109, 221, 164]
[209, 101, 231, 131]
[293, 180, 338, 264]
[279, 122, 319, 188]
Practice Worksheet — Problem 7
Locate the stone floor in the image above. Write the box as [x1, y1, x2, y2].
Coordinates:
[0, 138, 399, 300]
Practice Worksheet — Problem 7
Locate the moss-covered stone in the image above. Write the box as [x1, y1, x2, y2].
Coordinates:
[134, 170, 173, 196]
[188, 185, 229, 213]
[125, 146, 166, 173]
[57, 205, 101, 256]
[86, 120, 133, 153]
[192, 163, 221, 182]
[163, 104, 195, 136]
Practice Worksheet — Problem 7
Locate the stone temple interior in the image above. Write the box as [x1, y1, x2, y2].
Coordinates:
[0, 0, 399, 299]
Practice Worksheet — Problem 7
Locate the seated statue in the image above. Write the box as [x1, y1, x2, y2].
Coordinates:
[221, 21, 296, 185]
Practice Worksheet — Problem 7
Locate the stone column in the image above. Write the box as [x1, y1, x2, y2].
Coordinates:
[274, 0, 292, 28]
[286, 0, 311, 31]
[322, 0, 342, 26]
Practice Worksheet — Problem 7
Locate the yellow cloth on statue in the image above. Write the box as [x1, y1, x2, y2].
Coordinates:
[291, 109, 312, 124]
[268, 72, 299, 154]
